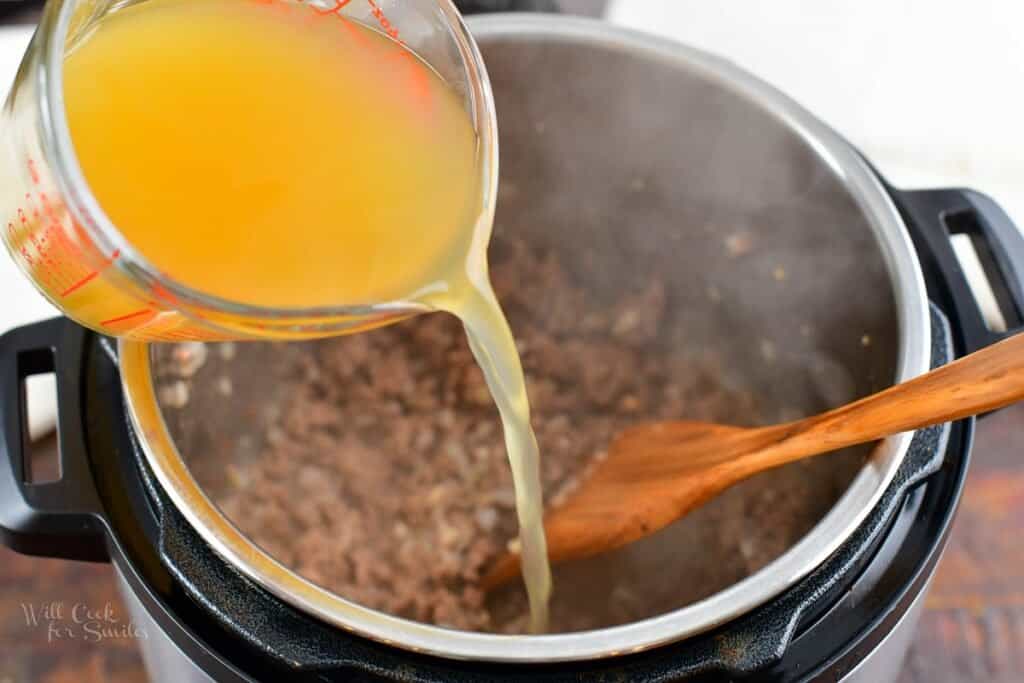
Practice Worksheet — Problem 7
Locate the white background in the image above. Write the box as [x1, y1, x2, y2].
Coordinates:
[607, 0, 1024, 225]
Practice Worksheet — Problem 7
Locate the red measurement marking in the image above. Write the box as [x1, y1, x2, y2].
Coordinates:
[151, 281, 182, 306]
[27, 225, 43, 252]
[366, 0, 399, 40]
[60, 249, 120, 297]
[252, 0, 404, 49]
[47, 229, 86, 288]
[313, 0, 353, 16]
[336, 11, 372, 48]
[69, 217, 88, 240]
[38, 193, 57, 220]
[100, 308, 154, 327]
[49, 213, 87, 263]
[392, 46, 431, 111]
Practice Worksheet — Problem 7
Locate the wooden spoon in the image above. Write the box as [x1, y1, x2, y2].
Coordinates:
[482, 332, 1024, 591]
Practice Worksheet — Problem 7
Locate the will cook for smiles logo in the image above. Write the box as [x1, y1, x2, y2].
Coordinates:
[20, 601, 148, 643]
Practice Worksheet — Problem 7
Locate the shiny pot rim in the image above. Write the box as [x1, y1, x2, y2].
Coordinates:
[117, 14, 931, 664]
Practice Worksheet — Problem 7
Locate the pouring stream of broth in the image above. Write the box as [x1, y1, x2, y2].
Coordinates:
[61, 0, 552, 631]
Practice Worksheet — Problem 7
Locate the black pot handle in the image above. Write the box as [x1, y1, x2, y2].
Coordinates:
[0, 317, 108, 562]
[892, 188, 1024, 355]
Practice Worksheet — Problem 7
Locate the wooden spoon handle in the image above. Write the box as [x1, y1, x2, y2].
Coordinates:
[754, 332, 1024, 470]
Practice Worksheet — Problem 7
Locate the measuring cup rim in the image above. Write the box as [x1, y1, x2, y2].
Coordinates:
[34, 0, 500, 321]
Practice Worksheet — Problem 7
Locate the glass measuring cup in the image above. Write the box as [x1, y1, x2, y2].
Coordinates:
[0, 0, 498, 341]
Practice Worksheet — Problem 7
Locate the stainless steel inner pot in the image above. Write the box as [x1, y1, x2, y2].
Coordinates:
[117, 14, 929, 663]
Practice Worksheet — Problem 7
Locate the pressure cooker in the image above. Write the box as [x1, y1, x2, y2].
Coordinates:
[3, 7, 1024, 683]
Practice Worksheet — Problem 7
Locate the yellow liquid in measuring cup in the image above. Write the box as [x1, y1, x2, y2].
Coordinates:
[65, 0, 475, 311]
[61, 0, 552, 631]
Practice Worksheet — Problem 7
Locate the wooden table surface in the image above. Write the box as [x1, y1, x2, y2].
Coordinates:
[899, 403, 1024, 683]
[1, 404, 1020, 682]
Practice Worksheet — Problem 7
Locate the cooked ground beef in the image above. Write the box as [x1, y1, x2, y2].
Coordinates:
[155, 230, 860, 634]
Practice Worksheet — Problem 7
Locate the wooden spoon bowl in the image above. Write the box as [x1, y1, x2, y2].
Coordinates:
[483, 332, 1024, 590]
